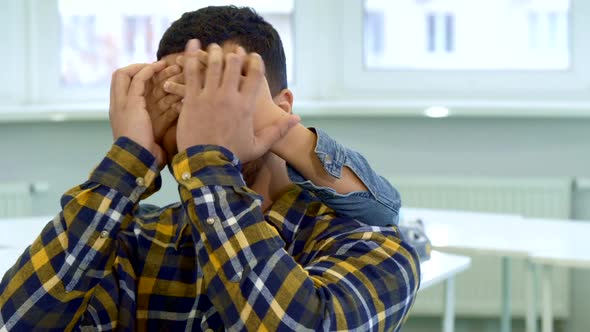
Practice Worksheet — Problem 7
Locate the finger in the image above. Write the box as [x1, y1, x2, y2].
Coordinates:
[154, 107, 181, 142]
[150, 85, 166, 101]
[252, 114, 301, 156]
[242, 53, 266, 103]
[163, 80, 186, 97]
[111, 63, 147, 110]
[221, 51, 245, 92]
[175, 55, 184, 67]
[157, 94, 182, 113]
[198, 50, 209, 68]
[152, 71, 182, 101]
[205, 43, 223, 91]
[183, 39, 203, 95]
[167, 72, 185, 83]
[172, 101, 183, 112]
[176, 51, 208, 69]
[128, 61, 167, 97]
[154, 64, 181, 84]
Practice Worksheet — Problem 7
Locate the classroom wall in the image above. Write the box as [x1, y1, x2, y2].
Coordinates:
[1, 115, 589, 331]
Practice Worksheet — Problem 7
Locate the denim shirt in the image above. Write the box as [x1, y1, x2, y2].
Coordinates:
[287, 128, 401, 227]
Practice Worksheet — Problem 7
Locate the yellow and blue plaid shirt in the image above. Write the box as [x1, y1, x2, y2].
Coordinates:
[0, 137, 420, 331]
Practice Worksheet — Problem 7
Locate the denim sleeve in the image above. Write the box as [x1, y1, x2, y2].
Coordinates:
[287, 128, 401, 226]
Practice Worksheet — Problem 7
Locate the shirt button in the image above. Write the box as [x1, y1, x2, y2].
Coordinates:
[182, 172, 191, 181]
[206, 217, 216, 225]
[135, 177, 145, 187]
[100, 230, 109, 238]
[324, 155, 332, 165]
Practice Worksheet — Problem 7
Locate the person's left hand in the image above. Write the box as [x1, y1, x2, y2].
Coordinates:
[163, 50, 289, 139]
[176, 39, 299, 163]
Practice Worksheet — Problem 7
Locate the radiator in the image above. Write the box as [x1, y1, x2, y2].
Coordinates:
[390, 176, 572, 319]
[0, 182, 33, 217]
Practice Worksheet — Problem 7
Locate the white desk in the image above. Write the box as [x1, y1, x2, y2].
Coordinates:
[0, 248, 25, 279]
[0, 217, 52, 280]
[524, 218, 590, 332]
[404, 208, 590, 332]
[0, 216, 52, 249]
[403, 207, 528, 332]
[420, 251, 472, 332]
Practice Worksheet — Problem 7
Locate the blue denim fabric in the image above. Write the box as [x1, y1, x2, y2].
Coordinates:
[287, 128, 401, 226]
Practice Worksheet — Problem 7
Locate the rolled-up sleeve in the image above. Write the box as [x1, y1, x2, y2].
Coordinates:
[288, 128, 401, 226]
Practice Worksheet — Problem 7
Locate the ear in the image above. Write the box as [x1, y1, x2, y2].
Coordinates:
[273, 89, 294, 114]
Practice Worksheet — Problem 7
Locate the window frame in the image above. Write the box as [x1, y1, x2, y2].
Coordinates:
[28, 0, 304, 105]
[330, 0, 590, 113]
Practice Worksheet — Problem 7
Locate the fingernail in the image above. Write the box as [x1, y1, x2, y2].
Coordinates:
[163, 81, 170, 91]
[187, 39, 199, 52]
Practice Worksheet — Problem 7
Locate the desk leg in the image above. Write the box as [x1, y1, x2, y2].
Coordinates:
[525, 260, 538, 332]
[541, 265, 553, 332]
[443, 276, 456, 332]
[501, 257, 512, 332]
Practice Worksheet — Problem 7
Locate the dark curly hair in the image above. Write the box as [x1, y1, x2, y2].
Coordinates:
[157, 6, 288, 96]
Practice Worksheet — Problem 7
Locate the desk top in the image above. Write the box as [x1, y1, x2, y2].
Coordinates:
[403, 208, 590, 268]
[525, 218, 590, 268]
[419, 251, 471, 291]
[0, 216, 51, 249]
[403, 208, 530, 257]
[0, 248, 24, 278]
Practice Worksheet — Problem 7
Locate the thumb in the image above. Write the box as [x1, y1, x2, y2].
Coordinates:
[252, 114, 300, 156]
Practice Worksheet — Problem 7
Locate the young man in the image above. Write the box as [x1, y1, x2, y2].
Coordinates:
[147, 6, 402, 227]
[0, 6, 419, 331]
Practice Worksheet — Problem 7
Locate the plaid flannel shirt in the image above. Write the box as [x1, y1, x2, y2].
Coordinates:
[0, 137, 420, 331]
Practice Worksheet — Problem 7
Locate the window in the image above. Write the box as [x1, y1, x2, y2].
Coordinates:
[364, 0, 570, 70]
[58, 0, 294, 87]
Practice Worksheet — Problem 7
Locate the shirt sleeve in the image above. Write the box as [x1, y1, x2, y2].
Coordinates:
[172, 145, 420, 331]
[0, 137, 160, 332]
[287, 128, 401, 226]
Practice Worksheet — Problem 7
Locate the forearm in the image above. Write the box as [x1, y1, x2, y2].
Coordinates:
[0, 137, 160, 331]
[272, 124, 368, 194]
[273, 125, 401, 225]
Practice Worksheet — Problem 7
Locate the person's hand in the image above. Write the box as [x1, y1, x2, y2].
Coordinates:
[145, 64, 184, 145]
[164, 50, 289, 143]
[176, 39, 299, 163]
[109, 61, 168, 169]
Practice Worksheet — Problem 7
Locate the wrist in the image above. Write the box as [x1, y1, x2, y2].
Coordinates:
[91, 137, 162, 202]
[271, 124, 316, 162]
